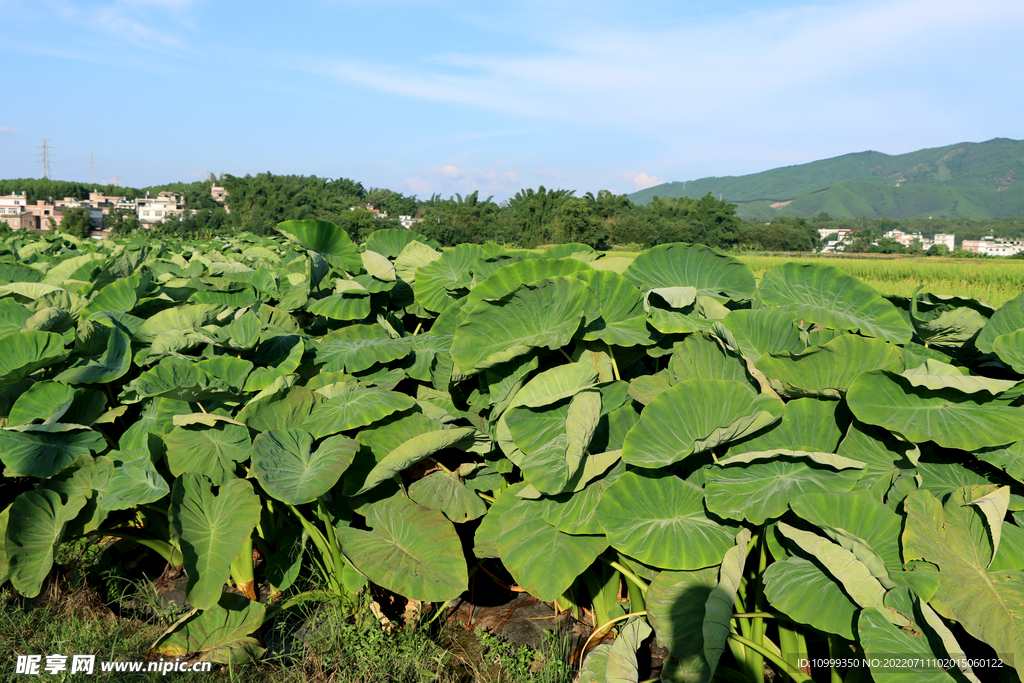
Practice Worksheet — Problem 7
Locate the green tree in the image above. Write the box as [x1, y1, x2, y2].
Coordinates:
[550, 199, 607, 248]
[59, 207, 95, 239]
[104, 208, 140, 236]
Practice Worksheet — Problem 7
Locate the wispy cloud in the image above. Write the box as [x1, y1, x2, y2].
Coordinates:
[0, 126, 19, 135]
[405, 164, 522, 197]
[299, 0, 1024, 144]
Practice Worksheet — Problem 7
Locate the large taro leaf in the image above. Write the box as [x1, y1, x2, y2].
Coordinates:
[0, 425, 106, 479]
[0, 331, 67, 389]
[54, 326, 131, 384]
[975, 440, 1024, 486]
[623, 243, 756, 302]
[901, 486, 1024, 669]
[569, 269, 654, 347]
[495, 499, 607, 601]
[336, 495, 467, 601]
[762, 556, 858, 639]
[394, 240, 442, 283]
[909, 290, 991, 349]
[408, 470, 487, 523]
[474, 482, 527, 559]
[668, 333, 753, 387]
[504, 389, 601, 494]
[789, 490, 904, 579]
[235, 385, 317, 432]
[645, 566, 719, 681]
[450, 277, 600, 373]
[8, 381, 76, 425]
[539, 461, 625, 535]
[719, 308, 806, 360]
[316, 324, 412, 373]
[728, 398, 843, 456]
[100, 457, 170, 510]
[152, 593, 265, 664]
[758, 263, 913, 344]
[5, 489, 88, 597]
[848, 370, 1024, 451]
[993, 330, 1024, 374]
[597, 471, 737, 570]
[776, 522, 907, 628]
[364, 228, 440, 259]
[306, 290, 371, 322]
[250, 429, 357, 505]
[169, 475, 262, 611]
[301, 387, 416, 439]
[361, 250, 396, 281]
[754, 334, 903, 398]
[857, 607, 958, 683]
[163, 422, 251, 486]
[355, 426, 478, 496]
[276, 219, 361, 272]
[466, 258, 593, 309]
[579, 617, 652, 683]
[703, 529, 751, 680]
[414, 243, 483, 314]
[704, 451, 866, 525]
[836, 420, 920, 503]
[621, 379, 784, 469]
[976, 290, 1024, 354]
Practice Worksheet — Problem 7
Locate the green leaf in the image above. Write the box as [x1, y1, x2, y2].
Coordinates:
[169, 475, 262, 611]
[413, 243, 483, 314]
[976, 290, 1024, 354]
[408, 470, 487, 523]
[316, 325, 412, 373]
[728, 397, 843, 456]
[704, 451, 866, 525]
[250, 429, 357, 505]
[857, 607, 956, 683]
[848, 371, 1024, 451]
[754, 334, 903, 398]
[8, 381, 76, 425]
[355, 427, 478, 496]
[495, 499, 607, 601]
[0, 331, 67, 389]
[365, 228, 440, 259]
[307, 291, 372, 321]
[6, 489, 87, 597]
[152, 593, 266, 664]
[301, 388, 416, 439]
[100, 457, 170, 511]
[623, 243, 757, 302]
[993, 330, 1024, 374]
[55, 326, 132, 385]
[762, 556, 857, 639]
[0, 425, 107, 479]
[597, 471, 737, 570]
[645, 566, 718, 679]
[451, 277, 600, 372]
[336, 495, 467, 601]
[704, 529, 751, 679]
[777, 522, 896, 622]
[719, 308, 806, 359]
[572, 269, 655, 347]
[668, 333, 754, 386]
[276, 219, 361, 271]
[759, 262, 913, 343]
[901, 487, 1024, 667]
[164, 422, 252, 486]
[621, 379, 784, 469]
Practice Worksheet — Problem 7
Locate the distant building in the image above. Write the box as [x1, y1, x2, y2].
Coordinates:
[211, 185, 227, 202]
[0, 192, 36, 229]
[351, 203, 388, 218]
[932, 234, 956, 251]
[962, 238, 1024, 256]
[818, 228, 860, 253]
[137, 192, 186, 226]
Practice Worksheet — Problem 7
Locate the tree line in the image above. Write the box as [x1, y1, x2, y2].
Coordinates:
[6, 174, 1024, 253]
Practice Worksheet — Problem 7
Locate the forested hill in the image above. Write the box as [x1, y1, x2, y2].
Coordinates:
[628, 137, 1024, 220]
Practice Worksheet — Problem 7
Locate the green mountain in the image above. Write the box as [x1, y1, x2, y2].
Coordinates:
[628, 138, 1024, 220]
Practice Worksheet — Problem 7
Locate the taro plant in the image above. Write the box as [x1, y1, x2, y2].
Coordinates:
[1, 225, 1023, 682]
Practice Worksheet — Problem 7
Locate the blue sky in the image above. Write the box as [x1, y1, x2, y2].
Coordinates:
[1, 0, 1022, 200]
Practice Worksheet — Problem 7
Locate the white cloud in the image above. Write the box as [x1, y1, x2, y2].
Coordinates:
[617, 171, 660, 191]
[0, 126, 19, 135]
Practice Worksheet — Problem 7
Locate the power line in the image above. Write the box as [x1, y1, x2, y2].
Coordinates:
[39, 139, 52, 179]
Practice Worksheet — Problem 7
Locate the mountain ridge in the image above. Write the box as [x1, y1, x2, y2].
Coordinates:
[627, 137, 1024, 220]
